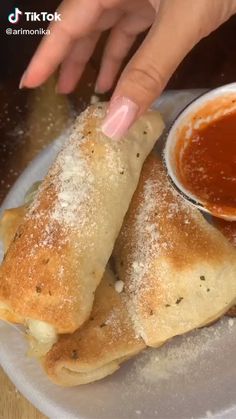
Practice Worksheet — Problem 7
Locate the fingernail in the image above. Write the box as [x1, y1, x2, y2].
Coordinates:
[94, 81, 106, 95]
[94, 82, 101, 94]
[102, 97, 139, 140]
[19, 71, 27, 89]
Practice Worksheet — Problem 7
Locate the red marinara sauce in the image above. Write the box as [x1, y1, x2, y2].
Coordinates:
[176, 111, 236, 217]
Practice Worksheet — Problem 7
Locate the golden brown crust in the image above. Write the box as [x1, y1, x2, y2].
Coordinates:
[226, 306, 236, 317]
[114, 155, 236, 346]
[0, 103, 164, 333]
[0, 206, 27, 323]
[0, 206, 26, 252]
[0, 203, 145, 386]
[212, 218, 236, 317]
[43, 268, 145, 386]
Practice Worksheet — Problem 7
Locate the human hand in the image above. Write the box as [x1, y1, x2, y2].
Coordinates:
[20, 0, 236, 139]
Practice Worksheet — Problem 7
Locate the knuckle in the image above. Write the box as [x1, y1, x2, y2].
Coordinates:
[56, 22, 76, 42]
[126, 63, 165, 95]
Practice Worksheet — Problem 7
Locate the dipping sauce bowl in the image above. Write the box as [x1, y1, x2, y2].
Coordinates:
[164, 83, 236, 221]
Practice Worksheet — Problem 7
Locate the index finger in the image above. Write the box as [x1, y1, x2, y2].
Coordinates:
[20, 0, 102, 88]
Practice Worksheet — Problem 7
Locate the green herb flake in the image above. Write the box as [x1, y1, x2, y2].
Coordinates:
[36, 286, 42, 294]
[71, 350, 78, 360]
[176, 297, 183, 305]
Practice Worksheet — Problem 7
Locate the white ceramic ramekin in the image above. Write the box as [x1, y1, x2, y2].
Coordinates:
[164, 83, 236, 221]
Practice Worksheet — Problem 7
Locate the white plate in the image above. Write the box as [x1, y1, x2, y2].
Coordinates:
[1, 90, 236, 419]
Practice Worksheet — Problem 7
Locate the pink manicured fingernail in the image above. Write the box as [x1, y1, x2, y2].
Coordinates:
[94, 81, 103, 94]
[102, 97, 139, 140]
[19, 71, 27, 89]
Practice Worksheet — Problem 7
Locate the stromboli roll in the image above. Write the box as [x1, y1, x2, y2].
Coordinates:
[43, 267, 145, 386]
[42, 155, 236, 385]
[0, 103, 164, 349]
[0, 205, 145, 386]
[114, 155, 236, 347]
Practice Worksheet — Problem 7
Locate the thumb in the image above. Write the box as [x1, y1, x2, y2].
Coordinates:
[102, 0, 236, 139]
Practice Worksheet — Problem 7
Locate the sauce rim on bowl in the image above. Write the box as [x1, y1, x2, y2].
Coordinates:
[164, 83, 236, 221]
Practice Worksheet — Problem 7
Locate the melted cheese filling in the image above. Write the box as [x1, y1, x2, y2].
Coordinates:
[27, 319, 57, 347]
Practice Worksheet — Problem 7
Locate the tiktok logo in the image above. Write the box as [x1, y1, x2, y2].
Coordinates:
[8, 7, 23, 24]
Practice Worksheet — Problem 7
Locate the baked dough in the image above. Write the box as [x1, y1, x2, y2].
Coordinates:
[212, 218, 236, 317]
[114, 155, 236, 346]
[0, 201, 145, 385]
[0, 103, 164, 342]
[43, 267, 145, 386]
[0, 206, 26, 252]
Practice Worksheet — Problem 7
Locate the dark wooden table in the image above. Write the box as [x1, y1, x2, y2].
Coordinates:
[0, 7, 236, 418]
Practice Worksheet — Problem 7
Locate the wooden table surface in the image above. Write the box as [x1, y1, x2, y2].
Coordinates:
[0, 368, 47, 419]
[0, 5, 236, 418]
